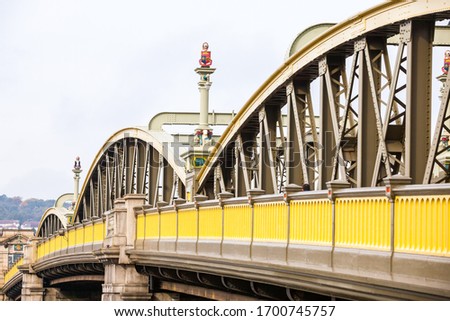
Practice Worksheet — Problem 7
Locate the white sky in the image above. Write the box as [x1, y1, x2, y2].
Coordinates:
[0, 0, 426, 200]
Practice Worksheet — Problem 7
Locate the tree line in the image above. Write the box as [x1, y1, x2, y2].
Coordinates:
[0, 194, 54, 224]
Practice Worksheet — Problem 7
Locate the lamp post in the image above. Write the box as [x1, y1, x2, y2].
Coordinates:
[194, 42, 216, 144]
[73, 156, 82, 205]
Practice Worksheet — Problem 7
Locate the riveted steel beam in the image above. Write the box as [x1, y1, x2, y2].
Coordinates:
[258, 107, 278, 194]
[286, 81, 319, 189]
[424, 73, 450, 184]
[320, 56, 347, 188]
[235, 134, 253, 196]
[405, 20, 433, 184]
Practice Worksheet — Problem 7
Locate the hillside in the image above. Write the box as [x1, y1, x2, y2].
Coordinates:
[0, 194, 54, 223]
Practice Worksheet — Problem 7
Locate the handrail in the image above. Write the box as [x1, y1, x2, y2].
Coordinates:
[4, 257, 23, 285]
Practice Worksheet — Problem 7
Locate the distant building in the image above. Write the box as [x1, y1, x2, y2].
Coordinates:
[0, 220, 20, 229]
[20, 221, 40, 231]
[0, 228, 35, 297]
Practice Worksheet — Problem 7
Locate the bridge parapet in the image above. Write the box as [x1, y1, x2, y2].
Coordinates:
[36, 217, 105, 261]
[130, 184, 450, 299]
[3, 257, 22, 287]
[5, 184, 449, 300]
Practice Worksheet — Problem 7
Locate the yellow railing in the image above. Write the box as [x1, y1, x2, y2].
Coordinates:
[34, 192, 450, 266]
[254, 202, 287, 242]
[37, 238, 44, 259]
[160, 210, 177, 239]
[4, 257, 23, 284]
[67, 228, 76, 250]
[335, 197, 390, 250]
[84, 224, 94, 245]
[145, 212, 160, 240]
[75, 227, 85, 249]
[36, 221, 105, 260]
[395, 195, 450, 256]
[133, 193, 449, 258]
[136, 213, 145, 240]
[94, 220, 105, 243]
[199, 206, 222, 239]
[223, 204, 252, 241]
[178, 209, 198, 239]
[290, 199, 332, 245]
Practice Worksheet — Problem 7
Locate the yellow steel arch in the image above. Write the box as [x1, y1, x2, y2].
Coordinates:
[197, 0, 450, 190]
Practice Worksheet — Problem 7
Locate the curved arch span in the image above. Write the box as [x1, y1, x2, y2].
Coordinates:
[36, 207, 69, 238]
[197, 1, 450, 195]
[73, 127, 186, 223]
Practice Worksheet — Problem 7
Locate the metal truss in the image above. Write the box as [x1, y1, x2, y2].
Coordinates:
[210, 105, 289, 197]
[424, 73, 450, 184]
[74, 137, 184, 223]
[201, 16, 440, 194]
[371, 26, 410, 186]
[329, 37, 394, 187]
[286, 81, 319, 188]
[37, 213, 64, 238]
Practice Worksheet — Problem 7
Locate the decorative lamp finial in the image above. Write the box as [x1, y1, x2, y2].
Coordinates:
[74, 156, 81, 170]
[199, 42, 212, 68]
[442, 50, 450, 75]
[72, 156, 82, 206]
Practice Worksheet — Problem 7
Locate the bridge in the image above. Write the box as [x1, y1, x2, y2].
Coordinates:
[2, 1, 450, 301]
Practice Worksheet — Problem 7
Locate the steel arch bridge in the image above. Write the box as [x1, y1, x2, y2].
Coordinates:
[2, 0, 450, 301]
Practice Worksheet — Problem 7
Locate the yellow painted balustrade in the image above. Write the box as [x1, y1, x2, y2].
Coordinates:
[61, 232, 69, 253]
[4, 258, 23, 284]
[145, 212, 160, 240]
[94, 221, 105, 243]
[84, 223, 94, 245]
[160, 210, 177, 239]
[335, 197, 390, 250]
[43, 238, 50, 258]
[67, 228, 76, 251]
[178, 209, 198, 238]
[290, 199, 332, 245]
[48, 236, 56, 256]
[136, 213, 145, 240]
[254, 202, 287, 242]
[37, 240, 44, 259]
[199, 206, 222, 239]
[33, 194, 450, 264]
[223, 204, 252, 240]
[395, 195, 450, 256]
[36, 220, 106, 261]
[75, 227, 85, 250]
[54, 234, 62, 254]
[37, 239, 44, 259]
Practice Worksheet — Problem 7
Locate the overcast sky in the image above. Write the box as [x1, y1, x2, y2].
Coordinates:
[0, 0, 414, 200]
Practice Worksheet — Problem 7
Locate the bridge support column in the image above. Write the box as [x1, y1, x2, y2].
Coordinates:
[102, 264, 151, 301]
[20, 239, 44, 301]
[21, 273, 44, 301]
[96, 194, 151, 301]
